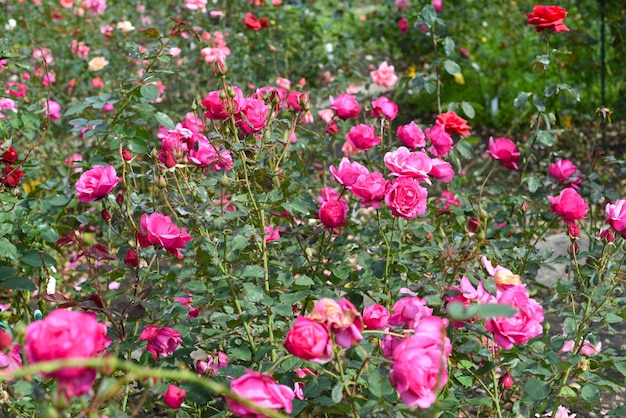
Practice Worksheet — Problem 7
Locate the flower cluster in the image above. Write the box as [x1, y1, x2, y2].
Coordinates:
[0, 141, 24, 188]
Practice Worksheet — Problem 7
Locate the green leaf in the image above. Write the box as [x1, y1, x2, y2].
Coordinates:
[242, 282, 263, 303]
[331, 383, 343, 404]
[0, 237, 18, 260]
[21, 250, 56, 267]
[514, 92, 531, 111]
[524, 175, 541, 193]
[443, 37, 455, 57]
[128, 137, 150, 154]
[421, 5, 436, 26]
[241, 265, 265, 279]
[228, 346, 251, 361]
[532, 95, 546, 112]
[140, 84, 159, 102]
[456, 140, 473, 160]
[476, 303, 518, 318]
[523, 378, 549, 404]
[279, 290, 310, 304]
[154, 111, 175, 129]
[581, 384, 599, 404]
[461, 101, 475, 119]
[535, 54, 550, 66]
[184, 280, 207, 294]
[0, 276, 37, 291]
[608, 406, 626, 416]
[64, 102, 88, 116]
[537, 130, 555, 147]
[49, 195, 70, 206]
[444, 60, 461, 75]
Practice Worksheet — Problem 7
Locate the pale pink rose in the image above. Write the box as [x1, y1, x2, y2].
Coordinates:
[75, 165, 119, 203]
[363, 304, 390, 330]
[275, 77, 291, 90]
[606, 199, 626, 235]
[137, 212, 192, 258]
[389, 316, 451, 408]
[389, 296, 433, 329]
[318, 108, 335, 124]
[548, 187, 588, 225]
[345, 84, 360, 95]
[227, 370, 294, 417]
[385, 177, 428, 219]
[429, 158, 454, 183]
[446, 276, 494, 327]
[371, 96, 398, 120]
[0, 344, 22, 381]
[329, 157, 369, 189]
[43, 99, 61, 121]
[81, 0, 107, 15]
[318, 187, 343, 204]
[200, 46, 231, 66]
[265, 225, 280, 243]
[0, 98, 17, 118]
[350, 172, 390, 208]
[25, 309, 110, 398]
[559, 337, 601, 357]
[329, 93, 360, 120]
[65, 153, 83, 173]
[139, 324, 182, 360]
[309, 298, 363, 349]
[164, 384, 186, 409]
[71, 40, 90, 58]
[201, 86, 243, 120]
[347, 124, 381, 151]
[395, 0, 409, 12]
[487, 136, 520, 170]
[92, 77, 104, 89]
[284, 316, 332, 363]
[384, 147, 432, 184]
[549, 159, 582, 189]
[168, 47, 181, 57]
[210, 10, 225, 18]
[184, 0, 207, 12]
[486, 285, 544, 350]
[370, 61, 398, 89]
[554, 406, 576, 418]
[236, 98, 268, 135]
[425, 122, 453, 157]
[397, 121, 426, 149]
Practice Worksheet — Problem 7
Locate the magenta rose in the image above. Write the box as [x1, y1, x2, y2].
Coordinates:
[389, 316, 452, 409]
[429, 158, 455, 183]
[350, 172, 389, 208]
[201, 86, 243, 120]
[548, 187, 588, 225]
[329, 157, 369, 189]
[329, 93, 360, 120]
[385, 177, 428, 219]
[24, 309, 110, 398]
[139, 324, 182, 360]
[75, 164, 120, 203]
[286, 90, 309, 112]
[485, 285, 544, 350]
[347, 124, 381, 151]
[397, 121, 426, 149]
[389, 296, 433, 329]
[605, 199, 626, 235]
[487, 136, 520, 170]
[371, 96, 398, 120]
[363, 304, 390, 330]
[384, 147, 432, 183]
[319, 199, 349, 228]
[137, 212, 193, 258]
[164, 384, 186, 409]
[549, 159, 582, 189]
[227, 370, 294, 418]
[425, 122, 453, 157]
[236, 97, 269, 135]
[284, 316, 332, 363]
[0, 344, 22, 381]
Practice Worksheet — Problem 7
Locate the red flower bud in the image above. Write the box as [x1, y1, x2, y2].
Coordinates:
[122, 149, 132, 161]
[101, 210, 111, 221]
[499, 372, 513, 389]
[600, 229, 615, 243]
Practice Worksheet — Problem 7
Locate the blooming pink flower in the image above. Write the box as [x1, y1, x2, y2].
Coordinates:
[389, 296, 433, 329]
[548, 188, 588, 225]
[384, 147, 432, 183]
[371, 96, 398, 120]
[25, 309, 110, 398]
[227, 370, 294, 417]
[5, 82, 27, 98]
[81, 0, 107, 15]
[446, 276, 494, 327]
[329, 93, 360, 120]
[319, 199, 349, 228]
[75, 165, 120, 203]
[350, 172, 390, 208]
[184, 0, 207, 12]
[284, 316, 333, 363]
[196, 351, 228, 376]
[236, 97, 268, 135]
[437, 190, 461, 211]
[164, 385, 186, 409]
[201, 86, 243, 120]
[363, 304, 390, 330]
[429, 158, 454, 183]
[329, 157, 369, 189]
[554, 406, 576, 418]
[481, 255, 522, 289]
[487, 136, 520, 170]
[347, 124, 381, 151]
[309, 298, 363, 349]
[370, 61, 398, 89]
[0, 344, 22, 381]
[606, 199, 626, 235]
[397, 121, 426, 149]
[189, 135, 232, 171]
[486, 285, 544, 350]
[286, 90, 308, 112]
[137, 212, 192, 258]
[389, 316, 451, 408]
[432, 0, 443, 12]
[275, 77, 291, 90]
[395, 0, 409, 11]
[437, 111, 470, 136]
[425, 123, 453, 157]
[265, 225, 280, 243]
[317, 108, 335, 124]
[0, 98, 17, 118]
[200, 46, 231, 67]
[71, 40, 90, 58]
[385, 177, 428, 219]
[65, 153, 83, 172]
[549, 159, 582, 189]
[43, 99, 61, 121]
[139, 324, 182, 360]
[559, 337, 601, 357]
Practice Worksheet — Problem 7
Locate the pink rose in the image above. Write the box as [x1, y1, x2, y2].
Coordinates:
[487, 137, 520, 170]
[389, 296, 433, 330]
[606, 199, 626, 234]
[189, 135, 233, 171]
[286, 90, 309, 112]
[370, 61, 398, 89]
[436, 111, 470, 136]
[389, 316, 451, 409]
[137, 212, 192, 258]
[397, 121, 426, 149]
[139, 324, 182, 360]
[363, 304, 390, 330]
[201, 87, 243, 120]
[284, 316, 332, 363]
[384, 147, 432, 183]
[385, 177, 428, 219]
[164, 384, 186, 409]
[548, 187, 588, 225]
[425, 123, 453, 157]
[329, 93, 360, 120]
[548, 159, 582, 189]
[398, 17, 409, 34]
[184, 0, 207, 11]
[227, 370, 294, 417]
[309, 298, 363, 349]
[265, 225, 280, 243]
[318, 187, 343, 204]
[235, 97, 268, 135]
[485, 285, 544, 350]
[559, 337, 601, 357]
[446, 276, 494, 327]
[75, 165, 120, 203]
[437, 190, 461, 211]
[554, 406, 576, 418]
[431, 0, 443, 12]
[43, 99, 61, 121]
[350, 172, 390, 208]
[347, 124, 381, 151]
[429, 158, 455, 182]
[319, 199, 349, 228]
[371, 96, 398, 120]
[25, 309, 110, 398]
[0, 98, 17, 118]
[0, 344, 22, 381]
[329, 157, 369, 189]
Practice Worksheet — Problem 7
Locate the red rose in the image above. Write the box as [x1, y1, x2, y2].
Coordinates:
[526, 5, 569, 33]
[436, 111, 471, 136]
[242, 12, 262, 31]
[1, 165, 24, 188]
